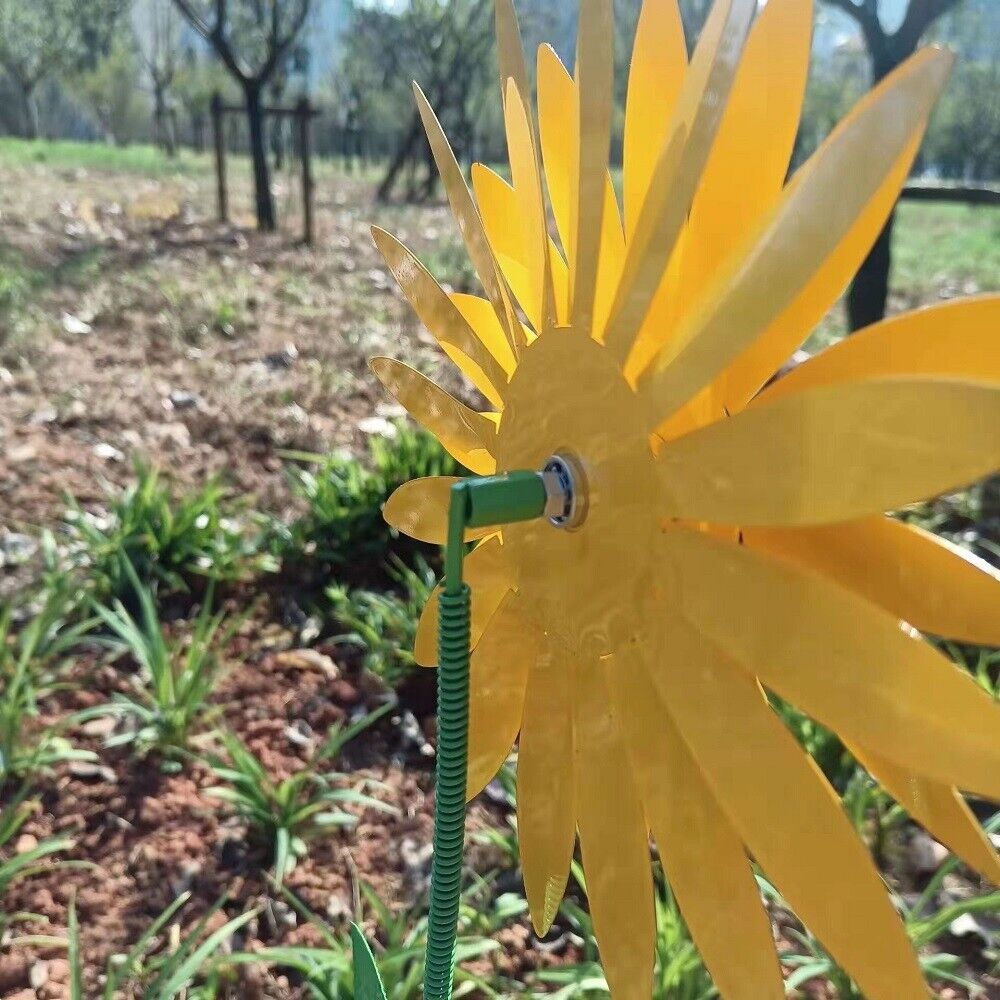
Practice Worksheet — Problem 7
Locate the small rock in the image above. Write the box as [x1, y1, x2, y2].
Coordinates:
[358, 415, 397, 438]
[285, 719, 314, 749]
[949, 912, 990, 942]
[908, 830, 949, 874]
[399, 710, 434, 757]
[150, 422, 191, 449]
[29, 962, 48, 989]
[264, 342, 298, 370]
[0, 531, 38, 568]
[165, 389, 201, 411]
[273, 648, 339, 678]
[325, 893, 351, 922]
[61, 312, 92, 336]
[15, 833, 39, 854]
[81, 715, 117, 738]
[29, 406, 58, 425]
[93, 442, 125, 462]
[68, 760, 116, 783]
[44, 960, 69, 985]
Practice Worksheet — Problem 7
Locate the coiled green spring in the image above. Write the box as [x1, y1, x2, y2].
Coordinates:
[422, 583, 471, 1000]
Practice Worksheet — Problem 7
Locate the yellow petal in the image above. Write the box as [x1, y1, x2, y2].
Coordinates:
[413, 83, 523, 354]
[450, 292, 519, 375]
[658, 377, 1000, 526]
[413, 536, 510, 666]
[537, 42, 624, 338]
[663, 527, 1000, 800]
[569, 0, 614, 337]
[518, 639, 576, 936]
[743, 517, 1000, 646]
[573, 657, 654, 1000]
[604, 0, 756, 365]
[851, 744, 1000, 886]
[371, 227, 506, 405]
[614, 659, 784, 999]
[507, 81, 556, 333]
[493, 0, 554, 333]
[760, 295, 1000, 404]
[676, 0, 813, 328]
[369, 357, 497, 475]
[494, 0, 531, 118]
[642, 47, 954, 420]
[656, 613, 926, 1000]
[467, 591, 532, 799]
[383, 478, 492, 546]
[537, 42, 575, 256]
[622, 0, 687, 238]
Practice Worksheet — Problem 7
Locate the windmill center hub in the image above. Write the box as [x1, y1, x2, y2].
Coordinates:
[495, 333, 665, 657]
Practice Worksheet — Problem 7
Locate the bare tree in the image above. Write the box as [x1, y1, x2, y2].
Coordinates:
[171, 0, 311, 230]
[136, 0, 182, 156]
[0, 0, 126, 138]
[338, 0, 494, 203]
[821, 0, 962, 329]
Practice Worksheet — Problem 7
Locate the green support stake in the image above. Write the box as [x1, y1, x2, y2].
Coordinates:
[353, 471, 549, 1000]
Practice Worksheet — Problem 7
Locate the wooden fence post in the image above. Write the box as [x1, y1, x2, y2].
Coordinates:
[296, 96, 315, 246]
[210, 92, 228, 224]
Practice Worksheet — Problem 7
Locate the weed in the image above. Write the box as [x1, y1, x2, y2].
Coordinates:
[83, 564, 238, 759]
[840, 767, 906, 867]
[203, 706, 395, 884]
[327, 557, 436, 686]
[537, 862, 717, 999]
[421, 240, 479, 294]
[273, 423, 461, 582]
[770, 695, 855, 791]
[65, 892, 257, 999]
[63, 461, 274, 605]
[224, 881, 501, 999]
[0, 586, 96, 785]
[765, 816, 1000, 998]
[0, 788, 76, 937]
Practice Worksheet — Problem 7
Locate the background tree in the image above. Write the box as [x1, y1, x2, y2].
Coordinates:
[77, 36, 151, 146]
[0, 0, 128, 139]
[135, 0, 183, 156]
[922, 0, 1000, 181]
[174, 48, 232, 151]
[336, 0, 494, 203]
[821, 0, 963, 329]
[171, 0, 312, 230]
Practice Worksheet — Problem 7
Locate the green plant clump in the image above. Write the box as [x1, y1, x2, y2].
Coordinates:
[203, 706, 395, 884]
[65, 892, 257, 1000]
[0, 788, 76, 938]
[225, 882, 500, 999]
[767, 815, 1000, 998]
[327, 556, 436, 686]
[273, 424, 462, 580]
[0, 585, 96, 785]
[83, 564, 239, 759]
[63, 461, 274, 606]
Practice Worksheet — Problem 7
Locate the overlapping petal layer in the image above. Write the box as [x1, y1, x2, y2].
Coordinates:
[371, 1, 1000, 996]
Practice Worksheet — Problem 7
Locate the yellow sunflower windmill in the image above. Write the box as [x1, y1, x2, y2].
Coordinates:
[355, 0, 1000, 997]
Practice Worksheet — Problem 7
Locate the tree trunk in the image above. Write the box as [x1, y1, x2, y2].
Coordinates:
[847, 207, 896, 332]
[245, 84, 276, 231]
[377, 110, 424, 202]
[21, 83, 39, 140]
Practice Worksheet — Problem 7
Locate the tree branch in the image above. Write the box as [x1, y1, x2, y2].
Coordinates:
[895, 0, 961, 55]
[171, 0, 211, 37]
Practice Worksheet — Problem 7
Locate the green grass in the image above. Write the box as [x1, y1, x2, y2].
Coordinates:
[0, 137, 211, 177]
[892, 201, 1000, 299]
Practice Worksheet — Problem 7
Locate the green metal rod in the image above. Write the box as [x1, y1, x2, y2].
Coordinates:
[422, 472, 547, 1000]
